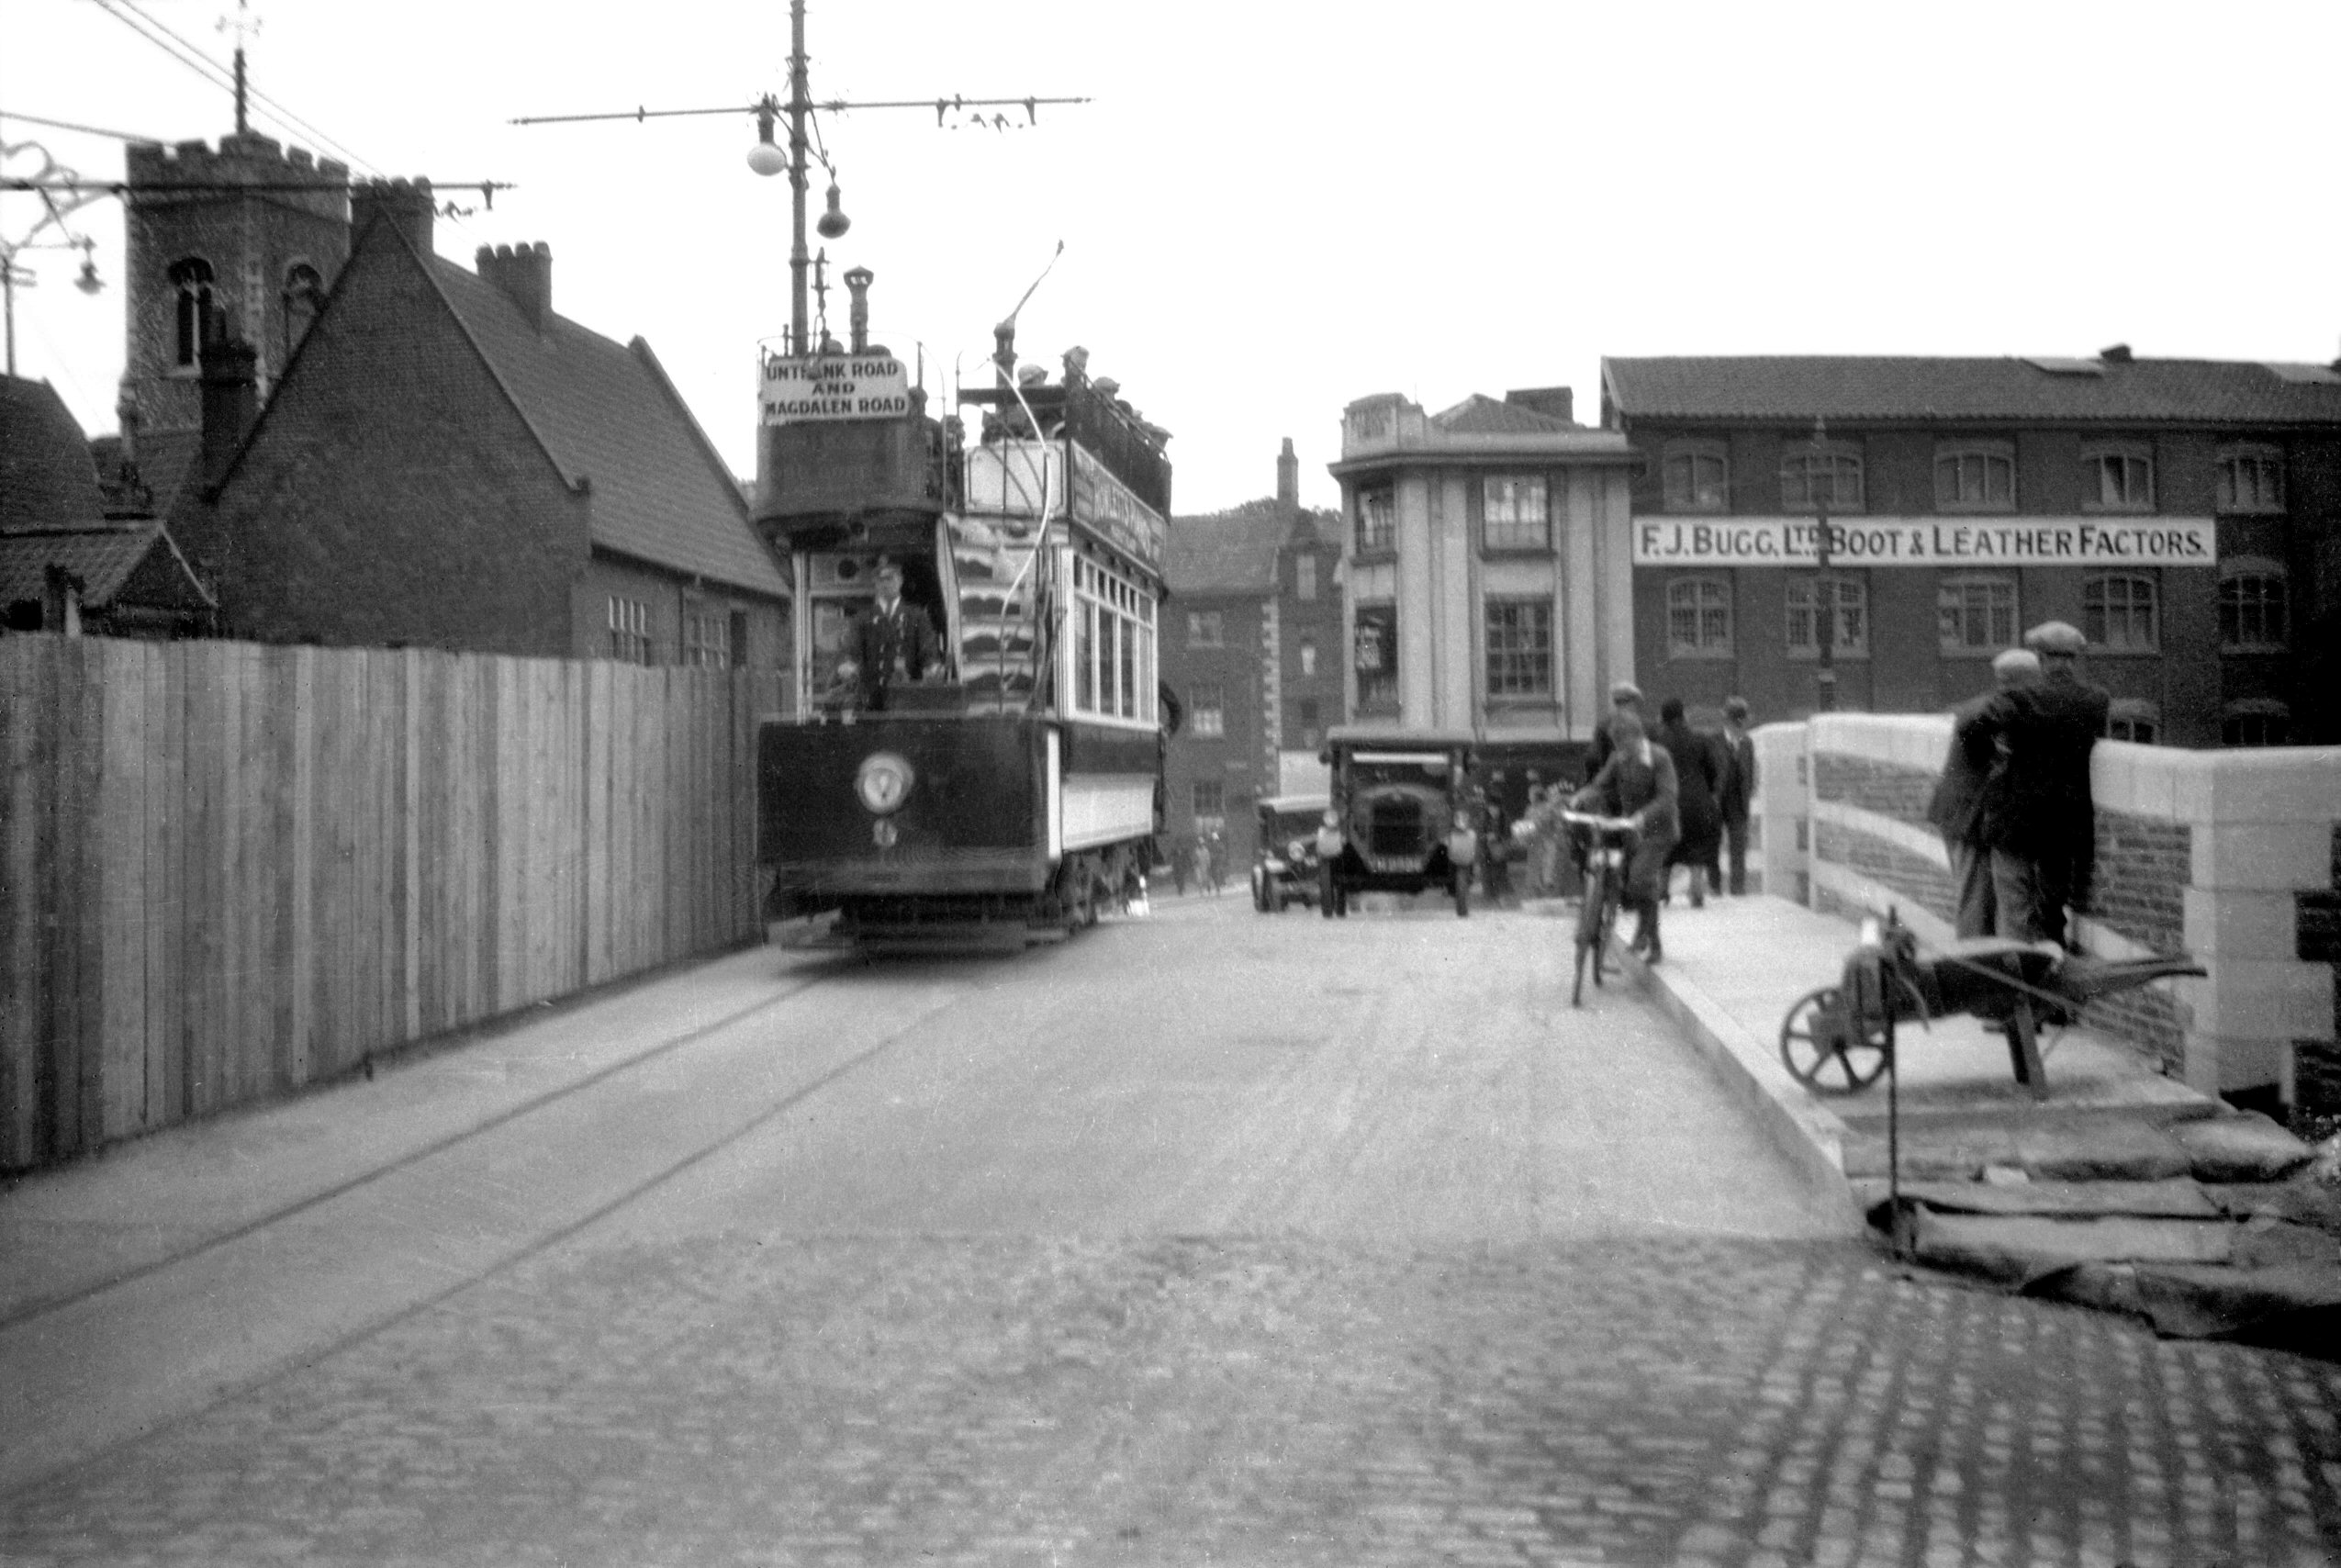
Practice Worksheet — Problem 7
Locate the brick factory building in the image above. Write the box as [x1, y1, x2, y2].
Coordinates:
[1160, 440, 1345, 879]
[1601, 353, 2341, 746]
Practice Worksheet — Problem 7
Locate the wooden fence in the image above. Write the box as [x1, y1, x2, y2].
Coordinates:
[0, 634, 788, 1172]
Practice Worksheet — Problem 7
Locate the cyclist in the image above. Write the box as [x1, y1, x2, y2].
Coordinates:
[1569, 711, 1680, 962]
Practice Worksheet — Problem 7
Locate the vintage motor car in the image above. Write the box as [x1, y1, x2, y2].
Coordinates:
[1249, 792, 1331, 913]
[1316, 726, 1478, 918]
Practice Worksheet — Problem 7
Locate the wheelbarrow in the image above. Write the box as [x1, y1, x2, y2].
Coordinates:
[1778, 911, 2205, 1100]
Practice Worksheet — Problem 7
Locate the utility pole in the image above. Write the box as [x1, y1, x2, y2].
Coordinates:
[513, 1, 1087, 357]
[1810, 416, 1838, 712]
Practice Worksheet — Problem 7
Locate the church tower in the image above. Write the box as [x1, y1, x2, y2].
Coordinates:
[119, 130, 349, 437]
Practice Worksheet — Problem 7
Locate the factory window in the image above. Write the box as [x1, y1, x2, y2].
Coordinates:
[1934, 444, 2016, 512]
[2106, 700, 2159, 745]
[1662, 442, 1730, 512]
[2219, 559, 2289, 650]
[1785, 575, 1868, 657]
[1779, 445, 1865, 512]
[1355, 485, 1395, 554]
[1189, 682, 1226, 738]
[2080, 445, 2155, 512]
[2216, 446, 2284, 514]
[1936, 575, 2018, 653]
[1482, 476, 1551, 551]
[2222, 700, 2290, 748]
[1666, 577, 1732, 658]
[169, 256, 215, 369]
[683, 606, 731, 667]
[607, 595, 652, 664]
[2083, 573, 2158, 654]
[1484, 599, 1553, 698]
[1354, 602, 1398, 711]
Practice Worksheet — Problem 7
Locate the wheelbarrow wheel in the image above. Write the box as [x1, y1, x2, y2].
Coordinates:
[1779, 985, 1891, 1093]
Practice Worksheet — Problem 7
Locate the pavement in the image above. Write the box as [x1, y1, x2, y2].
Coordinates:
[1580, 888, 2341, 1354]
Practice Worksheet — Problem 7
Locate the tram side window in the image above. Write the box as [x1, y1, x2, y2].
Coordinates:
[1069, 554, 1156, 723]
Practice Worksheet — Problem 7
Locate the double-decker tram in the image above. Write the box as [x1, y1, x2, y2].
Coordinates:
[755, 306, 1170, 946]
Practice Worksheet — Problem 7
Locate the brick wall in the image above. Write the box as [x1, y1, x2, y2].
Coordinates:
[1761, 712, 2341, 1100]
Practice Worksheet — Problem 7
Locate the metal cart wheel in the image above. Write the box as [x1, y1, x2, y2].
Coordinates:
[1779, 985, 1891, 1092]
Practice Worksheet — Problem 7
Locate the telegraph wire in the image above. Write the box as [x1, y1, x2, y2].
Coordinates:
[0, 110, 162, 143]
[109, 0, 376, 175]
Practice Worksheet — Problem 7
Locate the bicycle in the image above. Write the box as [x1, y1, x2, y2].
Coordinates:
[1560, 811, 1639, 1007]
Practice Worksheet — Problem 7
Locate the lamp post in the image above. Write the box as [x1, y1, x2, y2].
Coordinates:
[1809, 415, 1838, 712]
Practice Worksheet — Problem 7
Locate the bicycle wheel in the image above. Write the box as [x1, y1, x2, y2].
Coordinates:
[1590, 879, 1615, 988]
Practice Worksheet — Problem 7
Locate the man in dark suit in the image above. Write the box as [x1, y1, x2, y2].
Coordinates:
[1716, 696, 1757, 896]
[848, 558, 943, 711]
[2022, 620, 2111, 949]
[1928, 648, 2040, 938]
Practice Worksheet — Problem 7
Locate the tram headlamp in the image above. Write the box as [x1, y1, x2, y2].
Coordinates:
[855, 751, 914, 814]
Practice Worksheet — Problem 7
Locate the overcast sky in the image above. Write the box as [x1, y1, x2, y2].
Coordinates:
[9, 0, 2341, 515]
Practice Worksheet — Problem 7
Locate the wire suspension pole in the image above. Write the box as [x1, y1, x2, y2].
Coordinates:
[788, 0, 811, 354]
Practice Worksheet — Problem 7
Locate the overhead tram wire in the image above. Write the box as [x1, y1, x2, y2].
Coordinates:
[0, 111, 162, 144]
[84, 0, 383, 179]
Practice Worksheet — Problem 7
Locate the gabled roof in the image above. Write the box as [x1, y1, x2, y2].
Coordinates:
[1601, 355, 2341, 427]
[0, 523, 214, 611]
[2, 375, 107, 532]
[418, 246, 787, 597]
[1167, 498, 1339, 595]
[1431, 393, 1578, 435]
[237, 218, 787, 599]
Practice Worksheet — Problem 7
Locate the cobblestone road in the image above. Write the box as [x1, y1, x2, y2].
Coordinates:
[6, 1231, 2337, 1566]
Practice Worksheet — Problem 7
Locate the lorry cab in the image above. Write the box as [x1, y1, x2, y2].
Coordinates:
[1316, 726, 1479, 918]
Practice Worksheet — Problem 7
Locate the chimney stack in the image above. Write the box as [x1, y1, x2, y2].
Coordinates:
[351, 177, 436, 255]
[476, 241, 554, 332]
[198, 316, 259, 490]
[1277, 437, 1298, 511]
[845, 266, 873, 353]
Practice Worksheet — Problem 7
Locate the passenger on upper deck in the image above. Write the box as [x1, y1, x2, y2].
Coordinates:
[843, 558, 944, 711]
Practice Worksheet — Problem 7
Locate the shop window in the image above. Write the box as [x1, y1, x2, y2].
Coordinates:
[1484, 599, 1553, 698]
[1666, 576, 1732, 658]
[2084, 573, 2158, 653]
[1937, 575, 2018, 653]
[1662, 442, 1730, 512]
[1934, 444, 2016, 512]
[2219, 559, 2289, 649]
[1779, 445, 1865, 512]
[2081, 445, 2155, 512]
[2216, 446, 2284, 514]
[1483, 476, 1550, 551]
[1355, 485, 1395, 554]
[2223, 700, 2290, 747]
[1354, 602, 1398, 710]
[1786, 575, 1867, 657]
[2107, 699, 2159, 745]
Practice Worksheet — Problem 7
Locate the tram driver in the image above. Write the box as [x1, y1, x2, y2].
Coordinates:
[842, 557, 944, 711]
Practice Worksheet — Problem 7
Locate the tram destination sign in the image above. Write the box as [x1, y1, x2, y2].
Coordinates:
[1632, 516, 2216, 568]
[757, 353, 913, 425]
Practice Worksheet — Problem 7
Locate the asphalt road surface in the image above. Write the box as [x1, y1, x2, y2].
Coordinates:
[3, 893, 2335, 1566]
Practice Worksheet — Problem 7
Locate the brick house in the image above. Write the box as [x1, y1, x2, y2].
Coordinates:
[0, 373, 213, 636]
[178, 185, 790, 665]
[1602, 353, 2341, 746]
[1161, 439, 1343, 879]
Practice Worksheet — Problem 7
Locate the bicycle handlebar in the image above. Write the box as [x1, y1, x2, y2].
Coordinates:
[1558, 810, 1639, 835]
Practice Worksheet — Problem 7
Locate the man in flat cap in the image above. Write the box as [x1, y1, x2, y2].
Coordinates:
[2021, 620, 2111, 947]
[1929, 648, 2041, 938]
[1584, 681, 1645, 781]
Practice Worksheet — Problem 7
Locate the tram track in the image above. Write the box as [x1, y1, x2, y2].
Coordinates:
[0, 948, 983, 1495]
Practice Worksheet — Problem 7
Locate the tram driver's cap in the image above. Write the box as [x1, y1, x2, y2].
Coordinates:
[2022, 620, 2088, 655]
[1609, 681, 1643, 705]
[1991, 647, 2042, 678]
